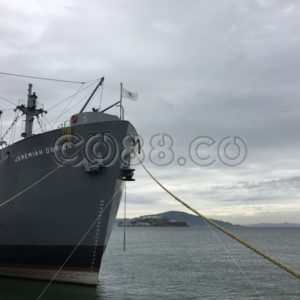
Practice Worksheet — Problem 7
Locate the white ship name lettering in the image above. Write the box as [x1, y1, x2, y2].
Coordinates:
[14, 144, 72, 163]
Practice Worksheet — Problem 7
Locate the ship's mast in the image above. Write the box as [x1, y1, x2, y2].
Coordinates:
[16, 84, 46, 138]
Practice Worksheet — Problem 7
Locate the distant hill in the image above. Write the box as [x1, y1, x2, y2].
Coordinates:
[117, 211, 239, 228]
[247, 223, 300, 228]
[116, 212, 300, 228]
[158, 211, 239, 227]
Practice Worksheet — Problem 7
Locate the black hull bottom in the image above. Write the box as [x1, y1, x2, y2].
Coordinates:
[0, 245, 104, 268]
[0, 266, 99, 285]
[0, 245, 105, 285]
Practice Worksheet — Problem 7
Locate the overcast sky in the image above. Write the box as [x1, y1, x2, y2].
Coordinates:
[1, 0, 300, 224]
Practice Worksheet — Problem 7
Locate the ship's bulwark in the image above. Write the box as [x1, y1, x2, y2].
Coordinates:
[0, 120, 137, 284]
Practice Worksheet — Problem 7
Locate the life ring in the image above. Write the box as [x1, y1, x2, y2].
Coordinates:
[70, 114, 78, 124]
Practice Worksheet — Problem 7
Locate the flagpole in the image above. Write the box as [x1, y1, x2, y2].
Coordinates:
[120, 82, 123, 119]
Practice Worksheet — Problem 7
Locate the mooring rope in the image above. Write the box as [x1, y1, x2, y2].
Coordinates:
[0, 166, 61, 209]
[123, 183, 127, 252]
[37, 183, 124, 300]
[139, 160, 300, 280]
[0, 142, 87, 209]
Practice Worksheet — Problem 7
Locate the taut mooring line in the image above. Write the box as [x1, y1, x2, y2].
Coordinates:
[139, 160, 300, 280]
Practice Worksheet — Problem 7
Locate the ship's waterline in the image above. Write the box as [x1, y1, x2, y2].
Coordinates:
[0, 266, 99, 285]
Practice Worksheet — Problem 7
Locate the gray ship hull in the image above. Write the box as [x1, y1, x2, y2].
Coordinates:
[0, 118, 136, 284]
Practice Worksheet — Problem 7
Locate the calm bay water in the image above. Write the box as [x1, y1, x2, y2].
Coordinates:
[0, 227, 299, 299]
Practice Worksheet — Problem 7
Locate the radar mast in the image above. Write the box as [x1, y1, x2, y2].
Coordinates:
[16, 84, 47, 138]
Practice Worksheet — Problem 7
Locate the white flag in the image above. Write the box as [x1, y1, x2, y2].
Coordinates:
[122, 87, 138, 101]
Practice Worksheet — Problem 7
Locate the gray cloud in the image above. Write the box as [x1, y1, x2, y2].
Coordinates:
[1, 0, 300, 223]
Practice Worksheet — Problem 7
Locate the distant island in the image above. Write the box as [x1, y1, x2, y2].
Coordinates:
[117, 211, 239, 228]
[118, 215, 189, 227]
[247, 223, 300, 228]
[116, 211, 300, 228]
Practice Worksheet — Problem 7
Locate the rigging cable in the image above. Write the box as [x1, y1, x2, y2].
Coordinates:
[9, 111, 18, 144]
[44, 116, 54, 130]
[0, 114, 21, 143]
[51, 83, 85, 128]
[0, 78, 102, 132]
[46, 79, 99, 112]
[61, 87, 98, 114]
[0, 95, 17, 107]
[139, 159, 300, 281]
[0, 78, 100, 115]
[37, 0, 88, 69]
[0, 71, 92, 85]
[37, 79, 100, 130]
[47, 85, 98, 128]
[37, 116, 45, 133]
